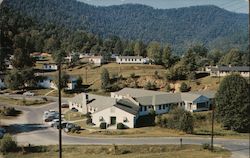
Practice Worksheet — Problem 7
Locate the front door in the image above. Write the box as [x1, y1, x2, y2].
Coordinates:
[110, 117, 116, 125]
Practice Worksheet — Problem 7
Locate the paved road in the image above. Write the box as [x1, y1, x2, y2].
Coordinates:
[0, 95, 249, 158]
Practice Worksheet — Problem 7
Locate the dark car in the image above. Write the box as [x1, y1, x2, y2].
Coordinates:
[64, 123, 80, 132]
[61, 103, 69, 108]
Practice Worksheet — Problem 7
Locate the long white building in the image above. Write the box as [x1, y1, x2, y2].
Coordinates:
[116, 56, 149, 64]
[69, 88, 215, 129]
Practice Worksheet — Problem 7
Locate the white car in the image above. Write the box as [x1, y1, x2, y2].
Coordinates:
[23, 91, 35, 96]
[48, 119, 59, 127]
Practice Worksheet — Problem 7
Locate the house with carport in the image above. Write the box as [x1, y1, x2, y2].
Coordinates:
[68, 88, 215, 129]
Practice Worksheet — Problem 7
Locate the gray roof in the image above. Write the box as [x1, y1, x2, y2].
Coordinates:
[191, 91, 216, 99]
[212, 66, 250, 72]
[114, 88, 168, 98]
[71, 93, 139, 115]
[116, 56, 145, 59]
[115, 99, 139, 115]
[115, 88, 215, 106]
[136, 93, 182, 106]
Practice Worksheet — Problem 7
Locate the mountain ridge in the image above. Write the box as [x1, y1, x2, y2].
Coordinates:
[1, 0, 248, 53]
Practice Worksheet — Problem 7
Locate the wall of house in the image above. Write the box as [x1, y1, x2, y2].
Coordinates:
[92, 106, 135, 128]
[43, 65, 58, 70]
[0, 79, 5, 89]
[37, 79, 57, 89]
[69, 101, 87, 114]
[154, 104, 171, 114]
[116, 58, 147, 64]
[211, 71, 250, 77]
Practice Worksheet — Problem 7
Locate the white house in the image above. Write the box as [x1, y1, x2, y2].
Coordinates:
[69, 88, 214, 129]
[37, 77, 57, 89]
[65, 77, 78, 90]
[206, 65, 250, 77]
[69, 93, 139, 128]
[43, 64, 58, 71]
[0, 75, 5, 89]
[37, 76, 77, 90]
[89, 56, 104, 66]
[116, 56, 149, 64]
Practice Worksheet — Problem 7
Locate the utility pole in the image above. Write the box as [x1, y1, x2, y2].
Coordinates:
[211, 104, 214, 152]
[85, 67, 88, 84]
[58, 64, 62, 158]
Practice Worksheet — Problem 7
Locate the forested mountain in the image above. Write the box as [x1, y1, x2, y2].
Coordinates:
[1, 0, 248, 53]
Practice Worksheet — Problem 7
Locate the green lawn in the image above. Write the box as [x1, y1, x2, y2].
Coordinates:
[2, 145, 230, 158]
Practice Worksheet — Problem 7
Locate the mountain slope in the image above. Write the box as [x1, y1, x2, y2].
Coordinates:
[1, 0, 248, 53]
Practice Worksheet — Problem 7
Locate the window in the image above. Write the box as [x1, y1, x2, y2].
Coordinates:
[123, 117, 128, 122]
[99, 116, 103, 121]
[163, 105, 165, 109]
[140, 106, 142, 111]
[159, 105, 162, 110]
[144, 106, 147, 111]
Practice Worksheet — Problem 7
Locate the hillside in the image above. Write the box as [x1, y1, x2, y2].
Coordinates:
[1, 0, 248, 54]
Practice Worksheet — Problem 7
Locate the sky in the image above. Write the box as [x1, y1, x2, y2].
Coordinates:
[79, 0, 249, 13]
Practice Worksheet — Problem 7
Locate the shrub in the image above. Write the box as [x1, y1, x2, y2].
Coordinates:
[144, 81, 157, 90]
[165, 84, 171, 92]
[117, 123, 126, 129]
[202, 143, 211, 150]
[159, 108, 194, 133]
[2, 107, 18, 116]
[0, 134, 18, 153]
[130, 73, 136, 78]
[179, 82, 190, 92]
[86, 118, 92, 125]
[100, 122, 107, 129]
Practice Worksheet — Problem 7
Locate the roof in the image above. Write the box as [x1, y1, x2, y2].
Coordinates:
[136, 93, 182, 106]
[114, 88, 168, 98]
[116, 56, 145, 59]
[212, 66, 250, 72]
[114, 99, 139, 115]
[191, 91, 216, 99]
[114, 88, 214, 106]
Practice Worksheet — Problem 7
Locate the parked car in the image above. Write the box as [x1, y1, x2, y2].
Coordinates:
[44, 114, 59, 122]
[23, 91, 35, 96]
[48, 119, 59, 127]
[71, 108, 78, 112]
[61, 103, 69, 108]
[63, 123, 80, 133]
[53, 121, 68, 129]
[0, 127, 6, 133]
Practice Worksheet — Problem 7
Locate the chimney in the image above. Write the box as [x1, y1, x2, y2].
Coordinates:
[152, 95, 156, 106]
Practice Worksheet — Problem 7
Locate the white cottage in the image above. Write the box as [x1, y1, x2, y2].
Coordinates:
[207, 66, 250, 77]
[89, 56, 104, 66]
[0, 75, 6, 89]
[116, 56, 149, 64]
[43, 64, 58, 71]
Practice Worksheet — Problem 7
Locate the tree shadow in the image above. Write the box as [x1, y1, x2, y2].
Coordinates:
[3, 123, 48, 134]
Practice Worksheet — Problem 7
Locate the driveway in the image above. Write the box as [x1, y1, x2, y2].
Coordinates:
[0, 95, 249, 158]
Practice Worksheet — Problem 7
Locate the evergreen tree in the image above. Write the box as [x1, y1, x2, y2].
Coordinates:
[215, 74, 250, 132]
[162, 44, 172, 68]
[100, 68, 110, 91]
[147, 41, 162, 64]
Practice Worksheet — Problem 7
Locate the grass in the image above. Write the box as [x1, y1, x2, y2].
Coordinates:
[193, 111, 249, 139]
[2, 144, 230, 158]
[0, 96, 51, 106]
[64, 111, 86, 121]
[68, 111, 248, 139]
